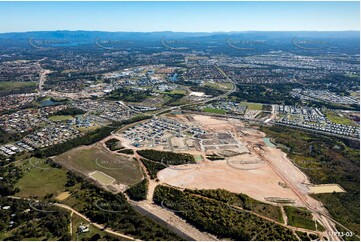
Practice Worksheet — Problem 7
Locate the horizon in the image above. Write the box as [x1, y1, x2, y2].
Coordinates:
[1, 30, 360, 34]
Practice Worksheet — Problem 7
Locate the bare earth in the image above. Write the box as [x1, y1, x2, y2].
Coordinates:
[158, 115, 316, 207]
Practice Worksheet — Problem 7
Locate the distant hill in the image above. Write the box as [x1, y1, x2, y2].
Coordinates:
[0, 30, 359, 42]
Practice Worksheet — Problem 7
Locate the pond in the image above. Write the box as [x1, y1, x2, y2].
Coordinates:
[263, 137, 276, 148]
[40, 99, 66, 107]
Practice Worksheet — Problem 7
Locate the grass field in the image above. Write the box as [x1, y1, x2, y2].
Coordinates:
[284, 206, 316, 230]
[0, 81, 37, 94]
[203, 108, 227, 114]
[169, 89, 187, 95]
[15, 158, 68, 199]
[326, 111, 356, 126]
[205, 82, 233, 91]
[48, 115, 74, 121]
[77, 125, 100, 133]
[54, 143, 142, 185]
[89, 171, 115, 185]
[240, 102, 263, 110]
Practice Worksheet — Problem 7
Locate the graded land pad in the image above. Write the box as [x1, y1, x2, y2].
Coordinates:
[54, 143, 143, 191]
[55, 191, 71, 201]
[89, 171, 116, 185]
[157, 114, 324, 210]
[308, 184, 346, 194]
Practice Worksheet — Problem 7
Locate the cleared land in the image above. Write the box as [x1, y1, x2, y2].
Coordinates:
[54, 143, 143, 190]
[48, 115, 74, 121]
[158, 115, 324, 212]
[308, 184, 346, 194]
[326, 110, 356, 126]
[240, 101, 263, 110]
[15, 158, 68, 198]
[56, 191, 71, 201]
[89, 171, 116, 185]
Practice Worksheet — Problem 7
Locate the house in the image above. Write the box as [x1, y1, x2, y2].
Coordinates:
[78, 225, 89, 233]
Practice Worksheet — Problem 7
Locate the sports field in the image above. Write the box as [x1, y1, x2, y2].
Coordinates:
[89, 171, 115, 185]
[54, 143, 143, 186]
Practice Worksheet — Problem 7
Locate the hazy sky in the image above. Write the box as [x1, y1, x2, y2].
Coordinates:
[0, 1, 359, 33]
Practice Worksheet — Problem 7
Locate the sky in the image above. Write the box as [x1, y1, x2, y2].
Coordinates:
[0, 1, 359, 33]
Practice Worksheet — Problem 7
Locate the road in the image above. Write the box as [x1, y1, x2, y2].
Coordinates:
[54, 203, 136, 241]
[36, 58, 51, 94]
[7, 196, 136, 241]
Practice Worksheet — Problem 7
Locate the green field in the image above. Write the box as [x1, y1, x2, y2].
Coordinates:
[89, 171, 115, 185]
[169, 89, 187, 95]
[284, 206, 316, 230]
[15, 158, 68, 199]
[240, 102, 263, 110]
[326, 111, 356, 126]
[48, 115, 74, 121]
[203, 108, 227, 114]
[159, 90, 187, 95]
[205, 82, 233, 91]
[0, 81, 37, 94]
[54, 143, 143, 185]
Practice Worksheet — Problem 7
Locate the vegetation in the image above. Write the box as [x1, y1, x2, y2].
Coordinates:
[189, 189, 284, 223]
[15, 158, 68, 199]
[240, 101, 263, 110]
[326, 110, 356, 126]
[0, 81, 37, 96]
[54, 144, 142, 186]
[0, 164, 23, 196]
[117, 149, 134, 155]
[54, 107, 85, 116]
[295, 231, 313, 241]
[189, 84, 226, 96]
[203, 108, 226, 114]
[62, 175, 183, 240]
[153, 185, 298, 241]
[139, 158, 166, 179]
[261, 125, 360, 234]
[163, 93, 186, 106]
[205, 154, 225, 161]
[48, 115, 74, 121]
[137, 149, 195, 165]
[230, 83, 301, 105]
[71, 213, 122, 241]
[105, 138, 124, 151]
[284, 206, 316, 230]
[0, 197, 70, 241]
[125, 178, 148, 201]
[108, 88, 151, 102]
[0, 128, 30, 145]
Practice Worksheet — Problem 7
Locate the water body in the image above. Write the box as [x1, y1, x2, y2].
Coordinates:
[40, 99, 66, 107]
[263, 137, 276, 148]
